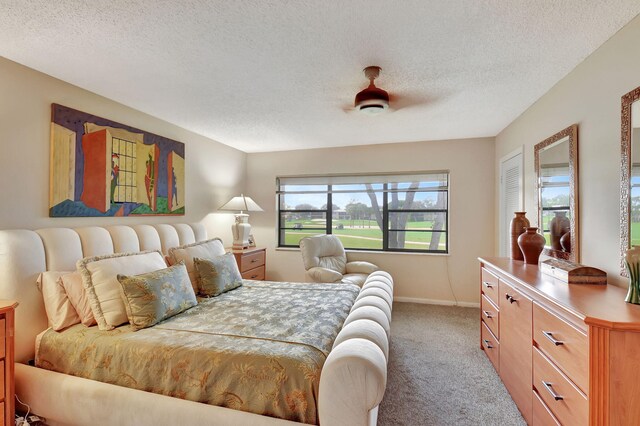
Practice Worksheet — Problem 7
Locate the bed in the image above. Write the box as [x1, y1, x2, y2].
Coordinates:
[0, 223, 393, 426]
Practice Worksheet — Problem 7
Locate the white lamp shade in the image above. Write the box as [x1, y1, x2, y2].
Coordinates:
[218, 194, 263, 213]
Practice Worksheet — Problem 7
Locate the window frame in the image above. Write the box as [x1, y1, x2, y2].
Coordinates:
[277, 173, 449, 254]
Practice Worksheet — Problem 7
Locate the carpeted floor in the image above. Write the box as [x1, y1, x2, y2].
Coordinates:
[377, 303, 526, 426]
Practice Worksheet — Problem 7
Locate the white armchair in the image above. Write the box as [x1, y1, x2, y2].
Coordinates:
[300, 234, 379, 286]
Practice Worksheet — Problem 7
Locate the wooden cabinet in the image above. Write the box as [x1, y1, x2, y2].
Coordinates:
[479, 257, 640, 425]
[230, 247, 266, 280]
[0, 301, 17, 426]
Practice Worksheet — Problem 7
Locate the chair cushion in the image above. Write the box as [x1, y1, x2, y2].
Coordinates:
[300, 235, 347, 274]
[341, 273, 367, 287]
[346, 261, 378, 275]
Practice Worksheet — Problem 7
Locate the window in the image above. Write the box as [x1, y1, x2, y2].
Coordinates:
[111, 137, 137, 203]
[277, 172, 449, 253]
[539, 164, 570, 244]
[632, 164, 640, 246]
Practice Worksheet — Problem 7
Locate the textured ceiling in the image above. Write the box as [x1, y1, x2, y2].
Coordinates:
[1, 1, 639, 152]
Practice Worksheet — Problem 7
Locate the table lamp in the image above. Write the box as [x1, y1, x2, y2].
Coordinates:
[218, 194, 263, 249]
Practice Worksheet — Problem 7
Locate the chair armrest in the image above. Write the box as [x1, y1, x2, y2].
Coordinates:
[346, 261, 379, 275]
[307, 267, 343, 283]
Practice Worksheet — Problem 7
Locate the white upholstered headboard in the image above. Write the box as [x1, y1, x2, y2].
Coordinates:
[0, 223, 208, 363]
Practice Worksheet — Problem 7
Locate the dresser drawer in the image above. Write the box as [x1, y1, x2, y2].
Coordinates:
[481, 294, 499, 339]
[533, 347, 587, 426]
[239, 250, 265, 272]
[533, 390, 561, 426]
[481, 321, 499, 373]
[481, 268, 499, 306]
[533, 302, 588, 393]
[241, 265, 265, 280]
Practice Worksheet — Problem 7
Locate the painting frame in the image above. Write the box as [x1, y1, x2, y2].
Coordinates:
[49, 104, 185, 217]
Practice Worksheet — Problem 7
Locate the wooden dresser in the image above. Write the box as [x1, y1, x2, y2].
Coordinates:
[479, 257, 640, 425]
[231, 247, 266, 280]
[0, 301, 17, 426]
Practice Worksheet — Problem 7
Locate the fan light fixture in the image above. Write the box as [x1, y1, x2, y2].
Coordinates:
[218, 194, 263, 249]
[354, 66, 389, 115]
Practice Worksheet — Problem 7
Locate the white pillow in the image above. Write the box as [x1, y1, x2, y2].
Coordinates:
[168, 238, 225, 292]
[77, 251, 167, 331]
[38, 271, 80, 331]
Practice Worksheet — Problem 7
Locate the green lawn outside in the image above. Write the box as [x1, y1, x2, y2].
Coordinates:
[283, 218, 436, 230]
[282, 227, 446, 250]
[632, 222, 640, 247]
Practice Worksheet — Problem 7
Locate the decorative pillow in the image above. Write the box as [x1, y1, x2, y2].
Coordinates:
[167, 238, 225, 292]
[77, 250, 167, 331]
[59, 272, 96, 327]
[194, 253, 243, 297]
[38, 271, 80, 331]
[117, 262, 197, 330]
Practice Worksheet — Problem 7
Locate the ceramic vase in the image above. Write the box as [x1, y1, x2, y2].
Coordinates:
[549, 211, 570, 251]
[510, 212, 530, 260]
[560, 231, 571, 253]
[517, 227, 545, 265]
[625, 246, 640, 305]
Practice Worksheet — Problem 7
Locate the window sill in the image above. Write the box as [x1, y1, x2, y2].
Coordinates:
[275, 247, 451, 256]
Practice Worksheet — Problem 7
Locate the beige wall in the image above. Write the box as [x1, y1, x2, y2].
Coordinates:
[0, 57, 246, 240]
[247, 138, 495, 305]
[495, 14, 640, 287]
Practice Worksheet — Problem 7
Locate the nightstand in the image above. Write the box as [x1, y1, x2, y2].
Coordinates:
[230, 247, 266, 280]
[0, 300, 17, 426]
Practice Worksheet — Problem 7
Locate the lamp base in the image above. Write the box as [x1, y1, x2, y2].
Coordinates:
[231, 214, 251, 249]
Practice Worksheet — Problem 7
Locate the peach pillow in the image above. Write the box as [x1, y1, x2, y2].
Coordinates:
[59, 272, 96, 327]
[39, 271, 80, 331]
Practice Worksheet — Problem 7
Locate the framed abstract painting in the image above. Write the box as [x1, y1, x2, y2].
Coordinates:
[49, 104, 185, 217]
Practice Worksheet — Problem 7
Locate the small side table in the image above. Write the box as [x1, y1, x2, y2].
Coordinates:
[229, 247, 266, 280]
[0, 300, 17, 426]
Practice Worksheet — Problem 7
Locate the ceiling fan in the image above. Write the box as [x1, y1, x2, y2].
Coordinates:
[354, 66, 390, 115]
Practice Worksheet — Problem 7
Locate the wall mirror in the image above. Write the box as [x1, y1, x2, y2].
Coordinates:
[620, 86, 640, 275]
[534, 124, 579, 262]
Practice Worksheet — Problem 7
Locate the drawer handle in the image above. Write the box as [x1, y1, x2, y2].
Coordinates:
[505, 294, 516, 304]
[250, 275, 258, 279]
[483, 281, 494, 289]
[251, 259, 258, 263]
[482, 310, 493, 319]
[542, 381, 564, 401]
[542, 331, 564, 346]
[482, 339, 493, 349]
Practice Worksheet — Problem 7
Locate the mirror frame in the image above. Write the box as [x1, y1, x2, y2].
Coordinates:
[620, 85, 640, 275]
[534, 124, 579, 262]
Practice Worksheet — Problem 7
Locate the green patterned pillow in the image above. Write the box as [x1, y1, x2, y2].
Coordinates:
[117, 262, 197, 330]
[194, 254, 243, 297]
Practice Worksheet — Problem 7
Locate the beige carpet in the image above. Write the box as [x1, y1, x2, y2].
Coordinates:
[377, 303, 526, 426]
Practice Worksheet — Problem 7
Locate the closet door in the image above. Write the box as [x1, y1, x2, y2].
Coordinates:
[499, 278, 532, 424]
[499, 149, 523, 256]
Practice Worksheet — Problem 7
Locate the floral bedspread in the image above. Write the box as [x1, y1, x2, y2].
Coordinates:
[36, 281, 359, 424]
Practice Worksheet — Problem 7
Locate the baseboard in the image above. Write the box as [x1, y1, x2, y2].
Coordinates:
[394, 296, 480, 308]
